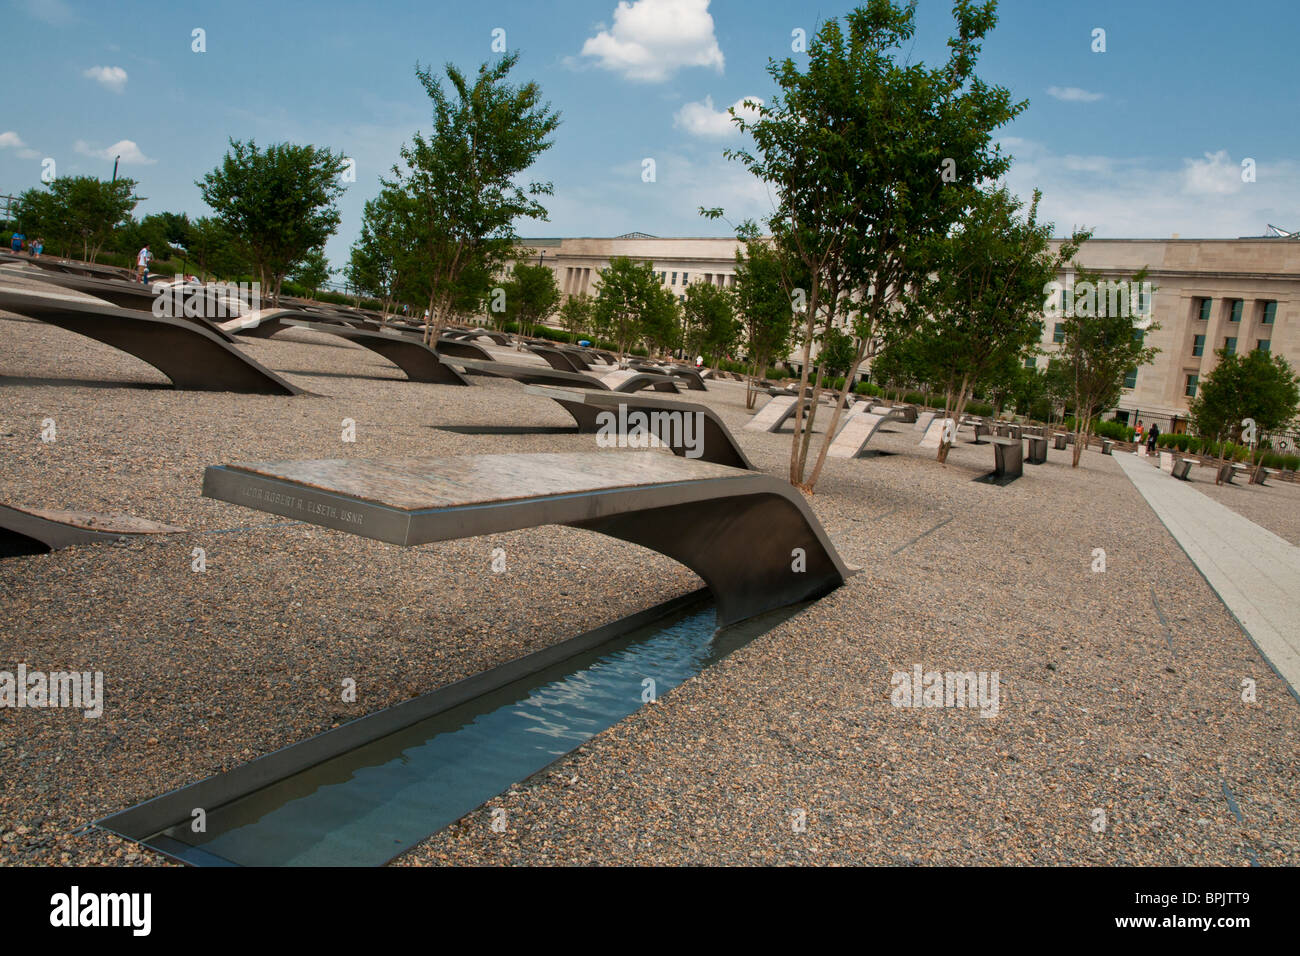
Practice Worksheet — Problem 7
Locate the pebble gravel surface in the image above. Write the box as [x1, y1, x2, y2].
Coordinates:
[2, 299, 1296, 866]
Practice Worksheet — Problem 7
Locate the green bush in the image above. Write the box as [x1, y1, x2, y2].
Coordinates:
[965, 400, 995, 417]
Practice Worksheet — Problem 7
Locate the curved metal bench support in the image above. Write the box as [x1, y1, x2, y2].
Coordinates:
[283, 322, 469, 385]
[434, 337, 495, 361]
[0, 289, 302, 395]
[523, 385, 754, 469]
[202, 452, 848, 626]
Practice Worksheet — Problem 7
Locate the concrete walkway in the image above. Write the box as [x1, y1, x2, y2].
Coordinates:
[1116, 453, 1300, 696]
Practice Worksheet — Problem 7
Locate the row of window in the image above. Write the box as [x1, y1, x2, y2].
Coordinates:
[1195, 298, 1277, 324]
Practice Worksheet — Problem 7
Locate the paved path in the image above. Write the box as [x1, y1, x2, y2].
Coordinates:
[1116, 454, 1300, 696]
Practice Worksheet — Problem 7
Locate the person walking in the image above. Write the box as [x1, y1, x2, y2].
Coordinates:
[1146, 423, 1160, 456]
[1134, 420, 1144, 454]
[10, 231, 24, 255]
[136, 244, 152, 283]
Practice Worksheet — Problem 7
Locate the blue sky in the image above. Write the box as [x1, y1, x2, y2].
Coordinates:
[4, 0, 1298, 272]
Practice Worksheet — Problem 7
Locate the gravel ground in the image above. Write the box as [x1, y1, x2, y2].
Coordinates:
[2, 299, 1297, 866]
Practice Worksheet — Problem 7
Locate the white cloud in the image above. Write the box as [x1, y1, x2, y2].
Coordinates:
[1046, 86, 1103, 103]
[75, 139, 157, 165]
[579, 0, 724, 82]
[1182, 149, 1244, 196]
[674, 95, 762, 137]
[999, 139, 1297, 238]
[84, 65, 128, 93]
[0, 130, 39, 159]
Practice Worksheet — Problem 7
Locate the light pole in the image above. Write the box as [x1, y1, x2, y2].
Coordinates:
[112, 155, 120, 182]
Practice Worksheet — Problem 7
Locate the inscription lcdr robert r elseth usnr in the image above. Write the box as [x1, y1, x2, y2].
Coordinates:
[241, 484, 366, 527]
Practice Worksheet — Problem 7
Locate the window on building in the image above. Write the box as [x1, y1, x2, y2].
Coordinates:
[682, 273, 689, 284]
[1197, 298, 1212, 321]
[1185, 374, 1198, 398]
[1024, 357, 1035, 369]
[1052, 322, 1065, 343]
[1257, 339, 1271, 352]
[1192, 334, 1205, 356]
[671, 272, 677, 284]
[1262, 301, 1277, 325]
[1229, 299, 1243, 322]
[1224, 336, 1237, 355]
[1123, 369, 1138, 389]
[679, 294, 685, 303]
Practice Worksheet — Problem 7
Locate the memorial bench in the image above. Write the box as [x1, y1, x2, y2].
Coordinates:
[281, 321, 470, 385]
[202, 452, 851, 626]
[1, 503, 182, 557]
[522, 385, 753, 469]
[989, 437, 1023, 481]
[0, 288, 302, 395]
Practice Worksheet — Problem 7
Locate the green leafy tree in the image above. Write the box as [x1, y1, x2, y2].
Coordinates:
[817, 325, 857, 378]
[906, 187, 1088, 461]
[1190, 349, 1300, 482]
[682, 281, 737, 365]
[558, 293, 593, 343]
[1057, 266, 1161, 466]
[198, 139, 348, 305]
[290, 247, 333, 297]
[19, 176, 137, 262]
[186, 216, 245, 280]
[388, 53, 560, 343]
[642, 283, 684, 356]
[732, 226, 796, 407]
[708, 0, 1025, 490]
[500, 260, 561, 338]
[592, 256, 659, 358]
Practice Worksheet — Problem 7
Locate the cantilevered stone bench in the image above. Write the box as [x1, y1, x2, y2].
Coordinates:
[454, 359, 679, 393]
[989, 437, 1023, 481]
[11, 269, 239, 341]
[281, 322, 469, 385]
[528, 344, 587, 372]
[203, 452, 850, 626]
[433, 336, 495, 361]
[1171, 458, 1194, 480]
[918, 417, 954, 449]
[914, 411, 936, 435]
[744, 394, 804, 432]
[522, 385, 753, 470]
[0, 288, 302, 395]
[1053, 432, 1068, 450]
[1025, 435, 1048, 464]
[219, 308, 302, 339]
[1101, 440, 1114, 455]
[972, 422, 991, 444]
[827, 412, 891, 458]
[1, 503, 183, 557]
[663, 367, 708, 391]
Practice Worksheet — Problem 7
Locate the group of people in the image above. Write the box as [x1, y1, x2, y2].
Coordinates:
[8, 232, 44, 257]
[1135, 419, 1160, 454]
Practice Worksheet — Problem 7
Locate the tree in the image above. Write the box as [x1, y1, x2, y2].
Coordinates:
[732, 227, 796, 407]
[683, 281, 739, 366]
[290, 247, 333, 297]
[500, 260, 561, 339]
[709, 0, 1024, 490]
[817, 325, 857, 378]
[1190, 348, 1300, 483]
[1056, 266, 1161, 466]
[186, 216, 245, 280]
[198, 139, 348, 305]
[558, 293, 593, 343]
[591, 256, 659, 358]
[642, 283, 684, 356]
[387, 53, 560, 344]
[19, 176, 137, 262]
[906, 187, 1088, 462]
